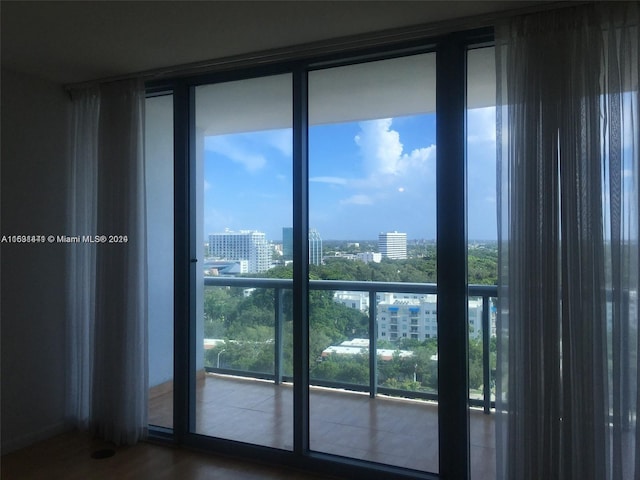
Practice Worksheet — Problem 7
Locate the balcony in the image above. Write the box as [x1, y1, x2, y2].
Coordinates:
[149, 277, 497, 478]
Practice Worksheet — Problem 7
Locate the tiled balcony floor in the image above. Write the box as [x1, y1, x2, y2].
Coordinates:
[149, 373, 496, 479]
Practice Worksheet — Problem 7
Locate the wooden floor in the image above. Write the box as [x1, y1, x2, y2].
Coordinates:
[149, 373, 496, 479]
[0, 430, 341, 480]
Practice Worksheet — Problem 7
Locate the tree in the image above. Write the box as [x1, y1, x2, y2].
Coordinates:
[202, 245, 497, 396]
[311, 354, 369, 384]
[203, 287, 238, 338]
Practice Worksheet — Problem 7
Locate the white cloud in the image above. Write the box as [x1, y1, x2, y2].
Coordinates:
[399, 144, 436, 176]
[467, 107, 497, 144]
[351, 118, 436, 193]
[312, 118, 439, 211]
[264, 129, 292, 158]
[354, 118, 404, 177]
[204, 180, 211, 191]
[205, 135, 266, 172]
[340, 194, 374, 205]
[204, 128, 292, 173]
[310, 176, 348, 185]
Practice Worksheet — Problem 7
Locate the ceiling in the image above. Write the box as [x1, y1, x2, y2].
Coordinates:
[1, 1, 550, 85]
[193, 48, 495, 136]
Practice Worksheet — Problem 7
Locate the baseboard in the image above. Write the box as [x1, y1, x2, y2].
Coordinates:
[149, 379, 174, 400]
[1, 421, 70, 455]
[149, 369, 207, 400]
[5, 371, 209, 454]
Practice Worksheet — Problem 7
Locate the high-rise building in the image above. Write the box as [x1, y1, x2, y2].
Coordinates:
[282, 227, 293, 261]
[333, 291, 370, 311]
[376, 293, 484, 341]
[282, 227, 323, 265]
[309, 229, 323, 265]
[378, 231, 407, 259]
[208, 230, 270, 273]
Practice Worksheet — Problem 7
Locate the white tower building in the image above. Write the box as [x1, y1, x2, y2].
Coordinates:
[208, 230, 270, 273]
[378, 231, 407, 260]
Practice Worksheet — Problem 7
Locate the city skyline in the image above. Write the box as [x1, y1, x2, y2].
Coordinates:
[204, 228, 497, 248]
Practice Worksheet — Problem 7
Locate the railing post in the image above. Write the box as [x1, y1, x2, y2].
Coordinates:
[274, 287, 284, 385]
[369, 289, 378, 398]
[482, 295, 491, 414]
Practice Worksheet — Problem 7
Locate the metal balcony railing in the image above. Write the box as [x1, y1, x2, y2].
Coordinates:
[203, 276, 497, 414]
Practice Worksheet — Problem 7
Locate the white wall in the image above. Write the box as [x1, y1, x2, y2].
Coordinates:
[195, 129, 205, 371]
[145, 95, 175, 387]
[1, 69, 70, 452]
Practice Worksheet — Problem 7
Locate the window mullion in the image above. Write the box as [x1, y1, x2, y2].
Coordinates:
[436, 34, 470, 480]
[292, 64, 310, 456]
[173, 80, 195, 442]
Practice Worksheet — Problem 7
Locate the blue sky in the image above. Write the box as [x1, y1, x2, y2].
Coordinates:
[203, 108, 497, 242]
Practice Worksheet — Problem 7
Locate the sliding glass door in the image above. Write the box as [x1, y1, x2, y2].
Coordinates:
[194, 74, 294, 449]
[308, 53, 439, 472]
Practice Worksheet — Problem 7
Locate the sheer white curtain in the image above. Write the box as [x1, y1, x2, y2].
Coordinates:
[67, 79, 148, 445]
[496, 3, 639, 480]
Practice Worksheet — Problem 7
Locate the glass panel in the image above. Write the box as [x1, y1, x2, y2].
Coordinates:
[467, 45, 497, 480]
[308, 52, 438, 473]
[146, 94, 174, 429]
[310, 289, 370, 387]
[377, 291, 438, 395]
[194, 74, 293, 450]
